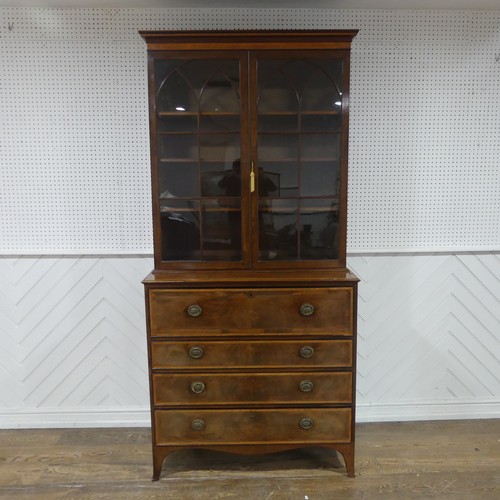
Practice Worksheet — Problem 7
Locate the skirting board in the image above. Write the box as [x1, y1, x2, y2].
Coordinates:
[1, 401, 498, 429]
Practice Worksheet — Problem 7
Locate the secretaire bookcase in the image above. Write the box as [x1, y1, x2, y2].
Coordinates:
[140, 29, 359, 480]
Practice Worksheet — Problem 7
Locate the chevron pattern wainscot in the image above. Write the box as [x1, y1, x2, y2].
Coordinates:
[349, 253, 500, 422]
[0, 254, 499, 428]
[0, 256, 154, 428]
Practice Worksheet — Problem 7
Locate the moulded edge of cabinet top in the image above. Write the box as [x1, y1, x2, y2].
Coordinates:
[142, 268, 360, 287]
[139, 30, 359, 51]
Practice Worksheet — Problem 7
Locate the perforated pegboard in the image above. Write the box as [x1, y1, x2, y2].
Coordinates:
[1, 8, 499, 253]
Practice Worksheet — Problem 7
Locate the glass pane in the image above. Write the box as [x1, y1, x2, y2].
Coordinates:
[184, 60, 240, 110]
[257, 60, 312, 111]
[200, 133, 240, 162]
[202, 159, 241, 197]
[160, 198, 199, 211]
[300, 161, 340, 197]
[200, 114, 240, 133]
[258, 162, 296, 198]
[259, 199, 298, 261]
[158, 114, 197, 134]
[259, 134, 297, 161]
[302, 70, 342, 112]
[161, 202, 201, 261]
[156, 68, 198, 114]
[300, 199, 339, 260]
[202, 199, 242, 261]
[159, 134, 197, 161]
[258, 113, 298, 133]
[155, 57, 243, 264]
[301, 113, 341, 133]
[301, 134, 339, 161]
[257, 63, 299, 113]
[200, 79, 240, 113]
[255, 56, 344, 264]
[159, 163, 199, 198]
[179, 60, 218, 95]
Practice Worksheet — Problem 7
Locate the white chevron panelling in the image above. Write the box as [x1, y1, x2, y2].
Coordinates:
[0, 256, 153, 418]
[349, 252, 500, 422]
[1, 253, 499, 427]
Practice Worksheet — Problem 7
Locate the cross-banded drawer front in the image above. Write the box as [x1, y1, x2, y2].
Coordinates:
[154, 408, 352, 446]
[151, 339, 353, 369]
[149, 287, 353, 336]
[153, 372, 352, 406]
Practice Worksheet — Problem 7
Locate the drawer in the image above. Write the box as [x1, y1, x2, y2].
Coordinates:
[151, 339, 353, 370]
[154, 408, 352, 445]
[153, 372, 352, 406]
[149, 287, 353, 336]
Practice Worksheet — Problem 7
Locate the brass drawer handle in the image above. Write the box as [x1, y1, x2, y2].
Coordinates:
[299, 346, 315, 358]
[191, 419, 205, 431]
[188, 346, 204, 359]
[299, 380, 314, 392]
[300, 303, 315, 316]
[299, 417, 314, 430]
[187, 304, 203, 317]
[190, 381, 206, 394]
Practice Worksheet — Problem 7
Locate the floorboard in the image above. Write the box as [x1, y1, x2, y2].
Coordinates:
[0, 420, 498, 499]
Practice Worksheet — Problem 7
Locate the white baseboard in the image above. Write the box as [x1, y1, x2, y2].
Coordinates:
[0, 408, 151, 429]
[1, 401, 498, 429]
[356, 399, 500, 422]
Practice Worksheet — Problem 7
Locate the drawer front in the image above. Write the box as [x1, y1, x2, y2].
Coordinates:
[151, 339, 353, 370]
[149, 287, 353, 336]
[153, 372, 352, 406]
[154, 408, 352, 445]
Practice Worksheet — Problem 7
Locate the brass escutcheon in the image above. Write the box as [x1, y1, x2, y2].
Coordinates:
[299, 417, 314, 430]
[188, 346, 204, 359]
[190, 381, 206, 394]
[299, 303, 315, 316]
[191, 419, 205, 431]
[299, 346, 315, 358]
[299, 379, 314, 392]
[187, 304, 203, 317]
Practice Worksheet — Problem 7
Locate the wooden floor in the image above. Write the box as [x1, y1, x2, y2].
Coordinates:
[0, 419, 498, 499]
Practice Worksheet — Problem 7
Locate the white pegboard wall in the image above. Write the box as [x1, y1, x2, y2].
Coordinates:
[1, 8, 500, 253]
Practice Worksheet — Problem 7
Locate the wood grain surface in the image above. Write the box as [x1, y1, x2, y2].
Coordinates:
[0, 420, 498, 499]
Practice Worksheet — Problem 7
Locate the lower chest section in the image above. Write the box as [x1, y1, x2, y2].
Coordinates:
[145, 284, 357, 445]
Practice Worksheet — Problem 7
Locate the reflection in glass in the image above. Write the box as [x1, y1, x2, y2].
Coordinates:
[257, 162, 293, 198]
[159, 163, 199, 198]
[200, 78, 240, 113]
[155, 57, 243, 263]
[301, 134, 339, 160]
[214, 159, 241, 197]
[300, 199, 339, 260]
[156, 59, 241, 116]
[258, 114, 298, 133]
[158, 115, 197, 133]
[302, 70, 342, 112]
[200, 114, 240, 133]
[256, 57, 343, 263]
[156, 68, 197, 113]
[258, 69, 299, 113]
[301, 113, 341, 133]
[201, 160, 241, 197]
[200, 133, 240, 162]
[161, 200, 201, 261]
[158, 134, 197, 161]
[258, 134, 298, 161]
[300, 161, 340, 197]
[258, 200, 298, 261]
[202, 199, 242, 261]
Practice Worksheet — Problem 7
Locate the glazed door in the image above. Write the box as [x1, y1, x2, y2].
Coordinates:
[250, 51, 349, 269]
[151, 52, 250, 269]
